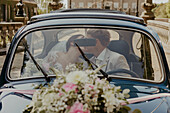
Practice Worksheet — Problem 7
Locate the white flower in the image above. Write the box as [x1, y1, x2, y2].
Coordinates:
[123, 89, 130, 94]
[102, 90, 115, 102]
[65, 63, 77, 71]
[42, 92, 59, 106]
[106, 104, 115, 113]
[24, 64, 131, 113]
[123, 89, 130, 98]
[113, 86, 121, 93]
[66, 71, 88, 84]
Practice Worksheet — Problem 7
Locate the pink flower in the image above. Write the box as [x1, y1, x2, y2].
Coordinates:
[85, 84, 94, 89]
[62, 83, 78, 92]
[69, 101, 90, 113]
[59, 92, 63, 96]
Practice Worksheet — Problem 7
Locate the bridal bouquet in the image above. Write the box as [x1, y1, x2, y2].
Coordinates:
[23, 64, 132, 113]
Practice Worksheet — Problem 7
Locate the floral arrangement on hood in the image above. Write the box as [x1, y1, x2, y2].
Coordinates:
[23, 63, 137, 113]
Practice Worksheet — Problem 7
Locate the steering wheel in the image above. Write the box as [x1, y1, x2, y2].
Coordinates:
[107, 69, 140, 78]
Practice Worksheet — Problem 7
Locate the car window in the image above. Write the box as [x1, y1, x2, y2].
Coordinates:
[162, 42, 170, 71]
[10, 51, 25, 79]
[32, 31, 44, 56]
[132, 33, 163, 81]
[10, 27, 163, 82]
[30, 31, 44, 56]
[132, 32, 142, 58]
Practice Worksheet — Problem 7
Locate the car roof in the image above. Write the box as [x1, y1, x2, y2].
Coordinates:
[50, 8, 126, 14]
[30, 9, 145, 26]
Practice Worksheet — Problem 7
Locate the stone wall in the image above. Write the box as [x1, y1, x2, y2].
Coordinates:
[0, 0, 37, 22]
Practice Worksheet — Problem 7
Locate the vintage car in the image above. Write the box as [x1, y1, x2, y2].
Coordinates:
[0, 9, 170, 112]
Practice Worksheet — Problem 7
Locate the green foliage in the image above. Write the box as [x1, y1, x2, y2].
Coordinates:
[153, 0, 170, 18]
[37, 0, 63, 14]
[153, 3, 168, 18]
[166, 0, 170, 18]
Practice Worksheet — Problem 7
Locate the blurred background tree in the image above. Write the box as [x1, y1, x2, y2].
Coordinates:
[153, 3, 167, 18]
[36, 0, 64, 14]
[153, 0, 170, 18]
[166, 0, 170, 18]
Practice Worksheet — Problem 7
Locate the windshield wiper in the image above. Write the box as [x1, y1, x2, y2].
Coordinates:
[75, 43, 111, 81]
[22, 41, 50, 82]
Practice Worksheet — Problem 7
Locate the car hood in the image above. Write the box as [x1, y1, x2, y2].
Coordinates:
[0, 81, 169, 113]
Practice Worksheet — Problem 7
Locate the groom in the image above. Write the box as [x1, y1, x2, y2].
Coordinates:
[80, 29, 130, 72]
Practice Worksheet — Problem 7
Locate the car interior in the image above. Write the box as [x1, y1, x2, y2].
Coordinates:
[10, 27, 163, 82]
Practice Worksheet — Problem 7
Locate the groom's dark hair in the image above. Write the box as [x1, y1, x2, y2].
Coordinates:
[87, 29, 110, 47]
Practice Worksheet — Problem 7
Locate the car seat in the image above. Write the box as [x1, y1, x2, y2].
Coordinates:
[107, 40, 144, 78]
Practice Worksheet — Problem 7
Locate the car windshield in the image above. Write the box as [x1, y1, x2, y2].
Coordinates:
[10, 27, 163, 82]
